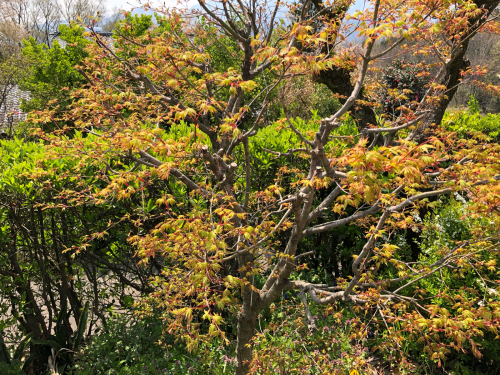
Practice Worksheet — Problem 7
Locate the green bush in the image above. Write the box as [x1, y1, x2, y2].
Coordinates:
[381, 60, 430, 117]
[443, 95, 500, 142]
[250, 300, 370, 375]
[397, 197, 500, 374]
[0, 360, 24, 375]
[72, 306, 369, 375]
[72, 316, 236, 375]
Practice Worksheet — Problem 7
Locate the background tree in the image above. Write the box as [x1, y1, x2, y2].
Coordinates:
[31, 0, 61, 47]
[0, 12, 31, 134]
[19, 24, 90, 114]
[1, 0, 61, 47]
[61, 0, 106, 27]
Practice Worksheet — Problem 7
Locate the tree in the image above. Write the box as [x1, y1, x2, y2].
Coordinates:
[20, 23, 90, 114]
[31, 0, 61, 47]
[0, 13, 31, 133]
[61, 0, 106, 27]
[31, 1, 500, 374]
[1, 0, 62, 47]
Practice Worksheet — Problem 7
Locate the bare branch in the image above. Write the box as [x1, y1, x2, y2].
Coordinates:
[262, 147, 309, 157]
[303, 203, 382, 236]
[362, 113, 428, 135]
[300, 288, 317, 331]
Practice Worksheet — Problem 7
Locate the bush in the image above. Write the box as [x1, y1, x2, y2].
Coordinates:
[380, 60, 430, 116]
[397, 197, 500, 374]
[0, 360, 24, 375]
[20, 24, 90, 114]
[443, 95, 500, 143]
[250, 301, 370, 375]
[72, 316, 236, 375]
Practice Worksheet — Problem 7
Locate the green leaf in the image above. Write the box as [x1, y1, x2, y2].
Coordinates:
[122, 296, 134, 307]
[73, 301, 89, 351]
[0, 331, 11, 364]
[13, 333, 33, 360]
[33, 340, 63, 352]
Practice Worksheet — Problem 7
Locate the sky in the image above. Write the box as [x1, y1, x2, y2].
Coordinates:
[105, 0, 368, 15]
[105, 0, 196, 13]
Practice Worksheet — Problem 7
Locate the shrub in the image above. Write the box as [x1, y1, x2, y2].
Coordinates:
[250, 301, 370, 375]
[443, 95, 500, 142]
[0, 360, 24, 375]
[72, 316, 236, 375]
[380, 60, 430, 116]
[393, 197, 500, 374]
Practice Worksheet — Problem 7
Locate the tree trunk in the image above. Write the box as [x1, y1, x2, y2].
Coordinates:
[235, 309, 257, 375]
[409, 0, 500, 142]
[310, 0, 378, 131]
[235, 245, 260, 375]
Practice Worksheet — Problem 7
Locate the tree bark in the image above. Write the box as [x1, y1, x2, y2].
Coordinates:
[235, 309, 257, 375]
[235, 248, 260, 375]
[310, 0, 378, 131]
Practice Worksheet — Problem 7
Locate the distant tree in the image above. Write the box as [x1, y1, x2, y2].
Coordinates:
[1, 0, 62, 47]
[31, 0, 61, 47]
[61, 0, 106, 27]
[101, 8, 123, 33]
[449, 31, 500, 113]
[0, 16, 31, 133]
[20, 24, 89, 114]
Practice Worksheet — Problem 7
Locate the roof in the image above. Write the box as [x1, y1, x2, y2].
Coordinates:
[0, 86, 29, 130]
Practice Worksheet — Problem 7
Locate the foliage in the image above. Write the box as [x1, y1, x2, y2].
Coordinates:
[0, 23, 32, 135]
[248, 112, 358, 187]
[34, 302, 89, 373]
[0, 360, 24, 375]
[0, 137, 162, 373]
[0, 331, 33, 374]
[250, 301, 370, 375]
[17, 1, 500, 375]
[356, 195, 500, 373]
[73, 305, 369, 375]
[443, 95, 500, 142]
[73, 315, 235, 375]
[404, 197, 500, 373]
[20, 24, 90, 113]
[113, 13, 154, 39]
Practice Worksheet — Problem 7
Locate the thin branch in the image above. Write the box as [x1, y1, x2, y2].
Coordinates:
[362, 113, 428, 135]
[243, 138, 251, 209]
[197, 0, 246, 43]
[222, 208, 292, 261]
[262, 147, 309, 157]
[303, 203, 382, 236]
[300, 288, 317, 331]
